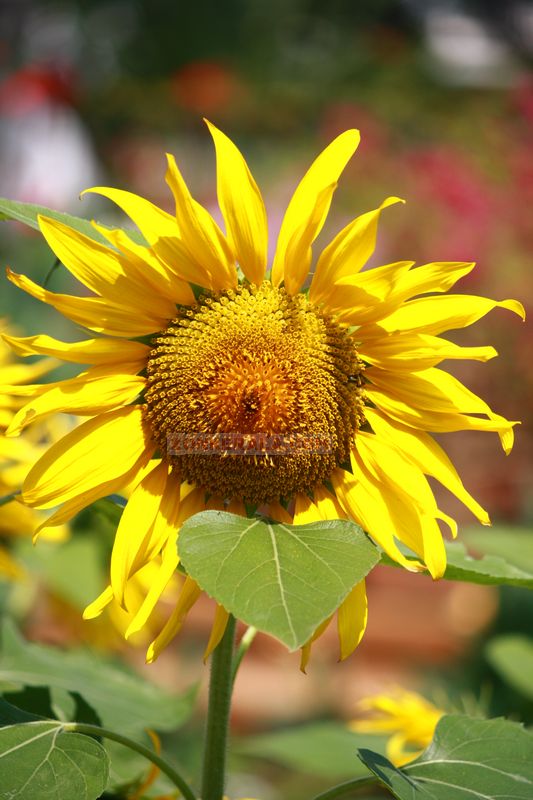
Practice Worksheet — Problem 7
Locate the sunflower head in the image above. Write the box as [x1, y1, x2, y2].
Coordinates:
[145, 281, 365, 503]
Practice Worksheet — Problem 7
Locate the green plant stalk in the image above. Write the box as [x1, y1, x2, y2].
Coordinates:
[64, 722, 197, 800]
[201, 613, 237, 800]
[0, 490, 20, 508]
[311, 775, 380, 800]
[231, 625, 257, 684]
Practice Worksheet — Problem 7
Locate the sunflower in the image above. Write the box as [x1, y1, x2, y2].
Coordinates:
[349, 688, 446, 765]
[2, 123, 523, 665]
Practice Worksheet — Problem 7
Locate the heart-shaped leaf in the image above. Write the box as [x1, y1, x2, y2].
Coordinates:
[0, 721, 108, 800]
[359, 714, 533, 799]
[178, 511, 379, 650]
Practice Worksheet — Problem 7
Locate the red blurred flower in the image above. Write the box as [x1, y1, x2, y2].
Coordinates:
[170, 60, 243, 115]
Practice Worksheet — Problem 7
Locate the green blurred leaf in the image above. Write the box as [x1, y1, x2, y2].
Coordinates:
[50, 687, 77, 722]
[0, 621, 196, 736]
[463, 526, 533, 574]
[0, 196, 145, 244]
[1, 687, 56, 722]
[15, 537, 104, 610]
[178, 511, 380, 650]
[381, 540, 533, 589]
[0, 721, 108, 800]
[486, 635, 533, 700]
[442, 540, 533, 587]
[238, 721, 386, 779]
[0, 697, 43, 726]
[359, 715, 533, 799]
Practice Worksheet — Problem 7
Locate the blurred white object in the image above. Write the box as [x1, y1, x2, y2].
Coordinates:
[0, 66, 100, 210]
[425, 9, 518, 86]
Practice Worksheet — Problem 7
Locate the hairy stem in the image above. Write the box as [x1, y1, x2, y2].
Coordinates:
[201, 613, 237, 800]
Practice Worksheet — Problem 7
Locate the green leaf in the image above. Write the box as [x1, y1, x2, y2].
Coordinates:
[178, 511, 380, 650]
[486, 635, 533, 700]
[238, 721, 386, 779]
[0, 697, 43, 726]
[359, 714, 533, 799]
[381, 540, 533, 589]
[0, 621, 196, 736]
[0, 196, 145, 244]
[463, 526, 533, 574]
[0, 721, 108, 800]
[15, 537, 104, 611]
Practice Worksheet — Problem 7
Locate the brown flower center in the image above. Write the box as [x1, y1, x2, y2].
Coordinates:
[144, 282, 364, 503]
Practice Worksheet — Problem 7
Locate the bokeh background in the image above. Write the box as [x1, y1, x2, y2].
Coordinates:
[1, 1, 533, 797]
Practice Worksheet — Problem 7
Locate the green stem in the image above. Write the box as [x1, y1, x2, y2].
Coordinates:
[231, 625, 257, 684]
[43, 256, 61, 288]
[201, 613, 237, 800]
[311, 776, 380, 800]
[0, 490, 20, 509]
[64, 722, 196, 800]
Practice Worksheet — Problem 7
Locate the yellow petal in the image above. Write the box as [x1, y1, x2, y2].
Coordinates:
[272, 129, 360, 289]
[283, 184, 337, 295]
[23, 406, 154, 508]
[0, 358, 57, 385]
[3, 333, 149, 368]
[203, 605, 230, 661]
[299, 615, 333, 672]
[34, 461, 148, 540]
[206, 120, 268, 285]
[367, 383, 516, 453]
[365, 407, 490, 525]
[359, 332, 497, 371]
[293, 493, 321, 524]
[332, 464, 424, 573]
[83, 585, 114, 620]
[351, 435, 448, 579]
[323, 261, 414, 322]
[337, 580, 367, 660]
[376, 294, 525, 336]
[6, 368, 145, 435]
[265, 502, 293, 524]
[356, 430, 444, 517]
[125, 539, 180, 639]
[392, 261, 476, 300]
[91, 223, 195, 306]
[81, 186, 180, 244]
[313, 484, 347, 520]
[352, 262, 478, 338]
[110, 461, 170, 607]
[146, 576, 202, 663]
[310, 197, 404, 304]
[38, 216, 176, 321]
[7, 269, 162, 338]
[122, 481, 205, 633]
[366, 366, 517, 452]
[165, 154, 237, 290]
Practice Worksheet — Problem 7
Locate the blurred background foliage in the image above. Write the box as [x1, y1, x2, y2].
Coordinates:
[1, 1, 533, 797]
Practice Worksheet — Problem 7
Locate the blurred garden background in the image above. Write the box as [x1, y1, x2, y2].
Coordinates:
[1, 1, 533, 798]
